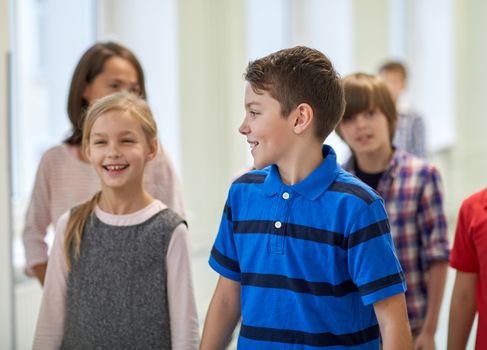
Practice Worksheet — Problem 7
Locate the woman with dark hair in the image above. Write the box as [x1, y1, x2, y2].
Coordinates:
[23, 42, 186, 285]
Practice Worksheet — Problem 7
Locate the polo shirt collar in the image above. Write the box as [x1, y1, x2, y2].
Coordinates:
[264, 145, 340, 201]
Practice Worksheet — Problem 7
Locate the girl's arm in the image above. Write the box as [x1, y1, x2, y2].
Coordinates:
[32, 211, 69, 350]
[166, 223, 199, 350]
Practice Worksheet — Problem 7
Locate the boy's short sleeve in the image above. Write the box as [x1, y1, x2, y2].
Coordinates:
[209, 198, 241, 282]
[450, 200, 479, 272]
[347, 199, 407, 306]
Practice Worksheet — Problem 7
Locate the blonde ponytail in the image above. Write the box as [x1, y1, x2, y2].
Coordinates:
[64, 192, 102, 271]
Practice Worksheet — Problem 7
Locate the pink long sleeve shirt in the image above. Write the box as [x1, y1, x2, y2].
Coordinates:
[22, 143, 186, 275]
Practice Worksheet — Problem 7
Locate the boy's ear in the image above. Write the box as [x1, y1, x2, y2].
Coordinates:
[147, 138, 158, 160]
[293, 103, 314, 135]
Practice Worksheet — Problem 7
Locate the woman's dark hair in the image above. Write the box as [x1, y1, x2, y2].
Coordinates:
[64, 42, 146, 145]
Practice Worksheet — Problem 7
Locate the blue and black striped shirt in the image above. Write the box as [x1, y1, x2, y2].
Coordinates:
[209, 145, 406, 349]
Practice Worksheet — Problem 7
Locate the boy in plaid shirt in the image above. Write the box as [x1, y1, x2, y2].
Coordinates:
[337, 73, 450, 349]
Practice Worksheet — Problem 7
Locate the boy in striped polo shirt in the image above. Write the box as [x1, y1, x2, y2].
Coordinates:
[200, 47, 412, 349]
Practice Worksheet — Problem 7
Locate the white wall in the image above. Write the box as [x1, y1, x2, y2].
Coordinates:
[178, 0, 248, 248]
[291, 0, 355, 162]
[0, 0, 14, 347]
[408, 0, 455, 152]
[97, 0, 182, 172]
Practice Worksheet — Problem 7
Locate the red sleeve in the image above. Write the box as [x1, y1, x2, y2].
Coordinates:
[450, 199, 479, 272]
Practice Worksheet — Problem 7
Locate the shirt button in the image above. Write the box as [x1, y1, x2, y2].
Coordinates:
[274, 221, 282, 229]
[282, 192, 290, 200]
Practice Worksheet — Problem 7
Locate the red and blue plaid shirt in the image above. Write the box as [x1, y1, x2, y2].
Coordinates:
[343, 148, 450, 331]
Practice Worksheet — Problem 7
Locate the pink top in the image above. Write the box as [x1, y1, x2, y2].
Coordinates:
[33, 200, 199, 350]
[23, 143, 186, 275]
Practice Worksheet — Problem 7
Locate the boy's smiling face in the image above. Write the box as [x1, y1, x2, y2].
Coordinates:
[239, 83, 296, 170]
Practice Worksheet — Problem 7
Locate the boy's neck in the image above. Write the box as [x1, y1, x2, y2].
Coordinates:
[98, 187, 154, 215]
[278, 142, 324, 186]
[354, 146, 394, 173]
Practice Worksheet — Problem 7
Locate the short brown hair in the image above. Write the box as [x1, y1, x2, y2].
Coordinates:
[378, 60, 407, 80]
[65, 42, 147, 145]
[245, 46, 344, 141]
[338, 73, 398, 142]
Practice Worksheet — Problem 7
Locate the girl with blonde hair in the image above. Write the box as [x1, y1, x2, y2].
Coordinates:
[33, 92, 199, 350]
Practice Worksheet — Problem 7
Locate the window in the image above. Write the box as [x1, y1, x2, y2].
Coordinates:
[10, 0, 96, 277]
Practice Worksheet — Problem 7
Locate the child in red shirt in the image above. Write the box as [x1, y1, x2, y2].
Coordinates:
[448, 188, 487, 349]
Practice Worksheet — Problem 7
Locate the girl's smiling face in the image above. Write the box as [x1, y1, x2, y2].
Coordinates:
[85, 109, 157, 193]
